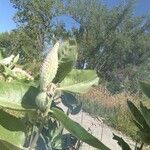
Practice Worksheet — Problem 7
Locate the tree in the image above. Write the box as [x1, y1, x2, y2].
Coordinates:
[66, 0, 109, 69]
[0, 29, 41, 63]
[65, 0, 150, 93]
[10, 0, 63, 52]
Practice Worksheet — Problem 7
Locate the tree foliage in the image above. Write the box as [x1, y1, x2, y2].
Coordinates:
[0, 0, 150, 93]
[66, 0, 150, 93]
[11, 0, 63, 52]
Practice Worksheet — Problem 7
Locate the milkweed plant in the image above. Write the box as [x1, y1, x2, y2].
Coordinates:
[0, 40, 110, 150]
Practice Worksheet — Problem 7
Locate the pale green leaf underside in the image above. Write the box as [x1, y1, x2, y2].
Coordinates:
[0, 140, 23, 150]
[0, 109, 25, 150]
[0, 81, 38, 110]
[0, 130, 25, 150]
[58, 69, 99, 93]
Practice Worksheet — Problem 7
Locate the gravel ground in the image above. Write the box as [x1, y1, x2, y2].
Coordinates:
[59, 103, 136, 150]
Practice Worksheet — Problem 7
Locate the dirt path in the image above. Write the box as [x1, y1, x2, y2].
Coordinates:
[69, 110, 135, 150]
[60, 103, 135, 150]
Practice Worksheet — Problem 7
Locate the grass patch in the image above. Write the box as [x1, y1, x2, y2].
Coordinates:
[78, 86, 140, 141]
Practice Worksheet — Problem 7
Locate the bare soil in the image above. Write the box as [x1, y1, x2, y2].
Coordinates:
[59, 103, 136, 150]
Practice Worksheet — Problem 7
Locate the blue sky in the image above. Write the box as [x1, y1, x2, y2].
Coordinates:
[0, 0, 150, 33]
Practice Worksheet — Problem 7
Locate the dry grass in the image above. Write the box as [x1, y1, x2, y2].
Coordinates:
[82, 85, 139, 109]
[79, 86, 140, 140]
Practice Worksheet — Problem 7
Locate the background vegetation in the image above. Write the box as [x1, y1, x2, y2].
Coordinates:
[0, 0, 150, 142]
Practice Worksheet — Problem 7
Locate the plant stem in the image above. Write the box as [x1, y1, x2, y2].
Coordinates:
[29, 96, 53, 150]
[29, 125, 36, 147]
[29, 118, 45, 150]
[139, 142, 144, 150]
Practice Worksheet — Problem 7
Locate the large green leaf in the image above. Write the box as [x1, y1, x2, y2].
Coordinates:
[127, 100, 148, 129]
[0, 109, 25, 150]
[0, 81, 39, 110]
[58, 69, 99, 93]
[140, 81, 150, 98]
[113, 134, 131, 150]
[62, 91, 82, 115]
[132, 119, 143, 130]
[53, 40, 77, 83]
[0, 140, 23, 150]
[52, 107, 110, 150]
[12, 54, 19, 65]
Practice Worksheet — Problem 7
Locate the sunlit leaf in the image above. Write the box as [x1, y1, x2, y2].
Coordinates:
[0, 55, 14, 66]
[58, 69, 99, 93]
[52, 107, 110, 150]
[12, 54, 19, 64]
[0, 140, 23, 150]
[0, 109, 25, 150]
[0, 81, 38, 110]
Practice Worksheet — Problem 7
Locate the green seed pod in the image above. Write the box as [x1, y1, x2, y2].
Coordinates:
[35, 92, 48, 111]
[40, 42, 59, 91]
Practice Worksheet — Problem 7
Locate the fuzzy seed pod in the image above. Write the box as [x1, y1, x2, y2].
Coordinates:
[40, 42, 59, 91]
[35, 92, 48, 111]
